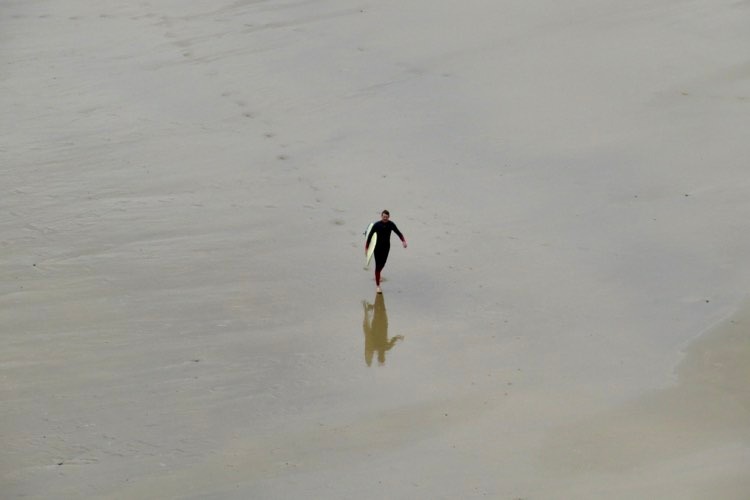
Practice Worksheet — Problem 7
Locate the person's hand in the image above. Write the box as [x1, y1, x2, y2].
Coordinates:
[402, 240, 408, 248]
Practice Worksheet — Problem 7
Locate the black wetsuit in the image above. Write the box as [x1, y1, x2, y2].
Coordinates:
[366, 220, 405, 275]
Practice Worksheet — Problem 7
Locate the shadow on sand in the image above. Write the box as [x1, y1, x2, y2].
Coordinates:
[362, 293, 404, 366]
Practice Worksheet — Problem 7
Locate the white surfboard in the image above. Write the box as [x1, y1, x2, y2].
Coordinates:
[365, 222, 377, 268]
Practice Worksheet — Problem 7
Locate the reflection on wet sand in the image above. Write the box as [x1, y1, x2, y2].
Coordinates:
[362, 294, 404, 366]
[540, 304, 750, 483]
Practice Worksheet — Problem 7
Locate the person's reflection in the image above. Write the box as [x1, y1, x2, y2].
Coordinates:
[362, 294, 404, 366]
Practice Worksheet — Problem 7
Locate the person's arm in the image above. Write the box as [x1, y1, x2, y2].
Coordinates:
[392, 223, 407, 248]
[365, 224, 376, 252]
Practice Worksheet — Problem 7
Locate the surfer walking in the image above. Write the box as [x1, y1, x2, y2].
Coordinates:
[365, 210, 407, 293]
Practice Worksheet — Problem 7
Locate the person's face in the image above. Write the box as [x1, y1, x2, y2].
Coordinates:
[381, 212, 390, 222]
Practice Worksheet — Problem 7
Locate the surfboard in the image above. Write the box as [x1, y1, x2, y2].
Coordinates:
[365, 222, 377, 268]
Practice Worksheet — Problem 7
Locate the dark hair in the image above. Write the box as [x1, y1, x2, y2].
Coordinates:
[381, 210, 390, 216]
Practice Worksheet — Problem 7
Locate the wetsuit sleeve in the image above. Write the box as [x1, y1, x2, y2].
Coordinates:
[391, 223, 405, 242]
[365, 223, 377, 248]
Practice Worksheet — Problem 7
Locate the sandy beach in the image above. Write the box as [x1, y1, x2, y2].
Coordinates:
[2, 1, 749, 498]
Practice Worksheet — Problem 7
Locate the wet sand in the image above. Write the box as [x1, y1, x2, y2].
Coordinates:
[2, 1, 750, 498]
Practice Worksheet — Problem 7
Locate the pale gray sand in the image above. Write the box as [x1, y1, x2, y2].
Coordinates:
[2, 1, 749, 498]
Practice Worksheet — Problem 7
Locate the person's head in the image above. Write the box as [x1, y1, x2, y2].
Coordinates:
[381, 210, 390, 222]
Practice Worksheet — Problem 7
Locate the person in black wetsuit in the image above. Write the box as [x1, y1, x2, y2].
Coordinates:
[365, 210, 407, 293]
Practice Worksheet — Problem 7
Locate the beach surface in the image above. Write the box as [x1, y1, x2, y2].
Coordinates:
[2, 1, 749, 498]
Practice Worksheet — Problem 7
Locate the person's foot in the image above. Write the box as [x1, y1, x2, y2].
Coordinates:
[376, 286, 382, 294]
